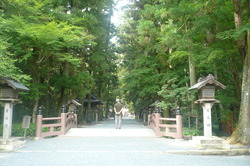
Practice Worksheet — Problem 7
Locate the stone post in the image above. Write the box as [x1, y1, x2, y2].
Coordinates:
[3, 102, 14, 139]
[201, 103, 214, 137]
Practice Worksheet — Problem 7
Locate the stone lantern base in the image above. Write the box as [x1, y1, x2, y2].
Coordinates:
[190, 136, 230, 150]
[0, 137, 27, 150]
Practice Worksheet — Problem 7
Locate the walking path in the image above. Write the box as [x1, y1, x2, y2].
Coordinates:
[66, 117, 155, 137]
[0, 118, 249, 166]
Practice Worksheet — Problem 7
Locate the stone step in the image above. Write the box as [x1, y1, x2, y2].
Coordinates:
[191, 136, 230, 150]
[191, 136, 225, 144]
[0, 137, 27, 150]
[64, 128, 156, 137]
[196, 144, 230, 150]
[200, 139, 224, 144]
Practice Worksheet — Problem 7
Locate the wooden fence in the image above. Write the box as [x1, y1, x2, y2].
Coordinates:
[148, 113, 182, 139]
[36, 109, 77, 138]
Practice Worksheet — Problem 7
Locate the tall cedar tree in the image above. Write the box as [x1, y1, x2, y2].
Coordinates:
[227, 0, 250, 145]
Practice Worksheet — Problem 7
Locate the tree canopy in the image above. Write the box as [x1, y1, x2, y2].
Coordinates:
[0, 0, 117, 122]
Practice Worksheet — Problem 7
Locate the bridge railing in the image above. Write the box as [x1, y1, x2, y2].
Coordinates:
[148, 112, 182, 139]
[36, 107, 77, 138]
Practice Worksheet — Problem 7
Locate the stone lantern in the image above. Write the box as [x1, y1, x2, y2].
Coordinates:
[66, 100, 82, 113]
[0, 77, 29, 140]
[189, 74, 226, 137]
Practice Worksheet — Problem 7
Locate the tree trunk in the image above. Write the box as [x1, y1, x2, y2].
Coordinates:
[86, 94, 92, 123]
[32, 99, 39, 123]
[31, 72, 40, 123]
[57, 87, 65, 114]
[185, 18, 198, 128]
[188, 56, 196, 86]
[57, 62, 69, 114]
[69, 67, 76, 101]
[227, 31, 250, 145]
[188, 55, 198, 129]
[106, 99, 110, 119]
[45, 93, 50, 116]
[228, 0, 250, 144]
[232, 0, 246, 59]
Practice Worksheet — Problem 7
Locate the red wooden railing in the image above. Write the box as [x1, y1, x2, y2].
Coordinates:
[36, 111, 77, 138]
[148, 113, 182, 139]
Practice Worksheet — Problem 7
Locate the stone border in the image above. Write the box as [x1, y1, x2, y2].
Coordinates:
[165, 149, 250, 156]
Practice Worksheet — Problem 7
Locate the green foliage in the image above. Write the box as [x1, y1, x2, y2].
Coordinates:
[157, 78, 192, 109]
[0, 35, 30, 82]
[183, 128, 203, 136]
[0, 123, 37, 137]
[116, 0, 243, 134]
[217, 23, 250, 41]
[0, 0, 117, 120]
[168, 51, 189, 67]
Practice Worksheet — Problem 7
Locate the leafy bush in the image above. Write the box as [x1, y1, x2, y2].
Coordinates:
[183, 128, 203, 136]
[0, 123, 36, 137]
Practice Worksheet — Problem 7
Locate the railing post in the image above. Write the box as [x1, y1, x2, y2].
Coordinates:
[61, 105, 66, 135]
[36, 106, 43, 138]
[154, 113, 162, 136]
[176, 107, 183, 139]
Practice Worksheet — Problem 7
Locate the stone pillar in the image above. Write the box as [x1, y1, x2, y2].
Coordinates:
[3, 102, 14, 139]
[201, 103, 214, 137]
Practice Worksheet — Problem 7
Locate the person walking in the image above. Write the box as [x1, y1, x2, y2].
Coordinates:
[114, 99, 123, 129]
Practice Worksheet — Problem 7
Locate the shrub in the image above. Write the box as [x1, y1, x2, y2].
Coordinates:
[183, 128, 203, 136]
[0, 123, 36, 137]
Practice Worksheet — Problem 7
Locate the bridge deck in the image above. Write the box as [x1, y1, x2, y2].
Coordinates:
[65, 117, 155, 137]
